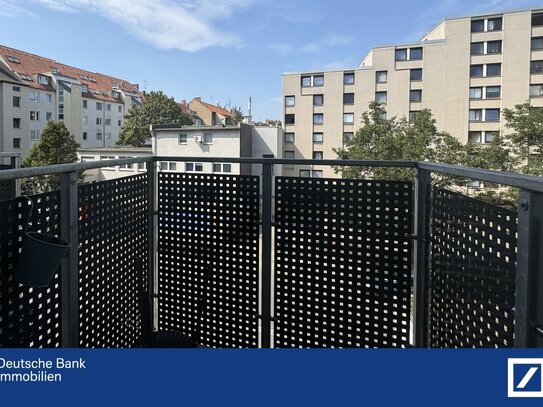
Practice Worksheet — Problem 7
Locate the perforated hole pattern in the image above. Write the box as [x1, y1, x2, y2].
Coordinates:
[78, 174, 149, 348]
[429, 188, 517, 348]
[0, 192, 62, 347]
[274, 177, 413, 348]
[157, 173, 260, 348]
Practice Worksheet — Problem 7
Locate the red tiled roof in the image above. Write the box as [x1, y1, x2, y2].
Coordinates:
[0, 45, 142, 103]
[192, 97, 233, 117]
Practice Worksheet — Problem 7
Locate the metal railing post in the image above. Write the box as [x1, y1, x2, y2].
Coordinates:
[260, 162, 273, 348]
[515, 190, 543, 347]
[147, 161, 158, 331]
[412, 168, 431, 347]
[60, 171, 79, 348]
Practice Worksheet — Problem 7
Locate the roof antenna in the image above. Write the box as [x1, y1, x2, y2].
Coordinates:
[143, 80, 147, 92]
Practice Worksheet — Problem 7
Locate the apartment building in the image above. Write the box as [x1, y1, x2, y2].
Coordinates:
[0, 45, 143, 158]
[282, 8, 543, 177]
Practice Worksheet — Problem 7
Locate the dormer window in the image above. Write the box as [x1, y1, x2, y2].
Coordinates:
[82, 84, 88, 93]
[6, 55, 20, 64]
[38, 75, 49, 85]
[51, 67, 60, 75]
[112, 91, 119, 99]
[19, 73, 33, 81]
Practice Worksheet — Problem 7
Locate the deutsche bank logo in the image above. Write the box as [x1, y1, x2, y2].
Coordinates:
[508, 359, 543, 398]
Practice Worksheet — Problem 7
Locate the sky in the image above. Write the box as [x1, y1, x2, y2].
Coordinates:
[0, 0, 542, 122]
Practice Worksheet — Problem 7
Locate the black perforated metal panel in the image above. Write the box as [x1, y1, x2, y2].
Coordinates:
[0, 193, 62, 347]
[0, 165, 15, 202]
[78, 174, 148, 348]
[157, 172, 259, 348]
[429, 188, 517, 348]
[274, 177, 413, 348]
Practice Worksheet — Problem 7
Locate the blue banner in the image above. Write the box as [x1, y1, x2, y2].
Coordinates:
[0, 349, 542, 406]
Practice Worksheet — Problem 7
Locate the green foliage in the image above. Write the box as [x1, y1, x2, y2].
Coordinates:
[231, 107, 244, 123]
[22, 121, 80, 194]
[117, 90, 193, 146]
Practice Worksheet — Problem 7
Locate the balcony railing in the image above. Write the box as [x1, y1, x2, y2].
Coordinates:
[0, 157, 542, 348]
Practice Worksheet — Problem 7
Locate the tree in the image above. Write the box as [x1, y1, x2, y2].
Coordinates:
[334, 103, 465, 183]
[22, 121, 80, 194]
[117, 90, 193, 146]
[502, 103, 543, 176]
[230, 107, 244, 123]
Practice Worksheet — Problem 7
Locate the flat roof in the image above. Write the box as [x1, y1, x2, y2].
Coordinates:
[151, 124, 242, 131]
[78, 147, 152, 153]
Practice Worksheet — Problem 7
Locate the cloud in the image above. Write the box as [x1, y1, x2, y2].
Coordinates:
[269, 43, 294, 57]
[28, 0, 256, 51]
[322, 57, 355, 70]
[302, 35, 353, 53]
[0, 0, 36, 17]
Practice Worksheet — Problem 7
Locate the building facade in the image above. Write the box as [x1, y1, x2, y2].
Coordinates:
[0, 45, 143, 159]
[282, 8, 543, 177]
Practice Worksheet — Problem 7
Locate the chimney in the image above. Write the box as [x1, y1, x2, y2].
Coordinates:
[195, 97, 201, 102]
[181, 99, 186, 105]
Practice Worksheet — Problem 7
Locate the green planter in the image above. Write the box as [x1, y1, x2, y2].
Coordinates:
[16, 232, 70, 288]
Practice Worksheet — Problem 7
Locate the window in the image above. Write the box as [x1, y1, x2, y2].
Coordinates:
[118, 106, 122, 113]
[299, 170, 311, 177]
[96, 132, 103, 140]
[313, 151, 323, 160]
[284, 151, 295, 159]
[13, 138, 20, 149]
[530, 84, 543, 97]
[488, 17, 502, 31]
[486, 86, 501, 98]
[485, 109, 500, 121]
[485, 131, 497, 142]
[82, 85, 88, 93]
[46, 112, 52, 121]
[469, 109, 483, 121]
[471, 19, 484, 32]
[343, 132, 354, 142]
[58, 104, 64, 120]
[469, 131, 482, 143]
[486, 63, 501, 76]
[38, 75, 49, 85]
[178, 134, 188, 144]
[469, 87, 483, 99]
[19, 74, 33, 81]
[13, 96, 20, 107]
[138, 162, 147, 171]
[168, 162, 177, 171]
[470, 42, 484, 55]
[313, 75, 324, 86]
[532, 12, 543, 26]
[301, 76, 311, 87]
[395, 49, 407, 60]
[119, 157, 134, 170]
[213, 163, 232, 173]
[487, 41, 502, 54]
[83, 100, 88, 109]
[204, 133, 213, 144]
[30, 111, 39, 121]
[532, 37, 543, 50]
[410, 68, 422, 81]
[285, 114, 295, 125]
[83, 132, 87, 140]
[531, 60, 543, 73]
[12, 86, 20, 92]
[112, 91, 119, 99]
[376, 71, 387, 83]
[118, 120, 122, 126]
[186, 162, 204, 172]
[96, 117, 102, 125]
[58, 89, 64, 102]
[313, 113, 323, 125]
[410, 47, 423, 60]
[375, 91, 387, 104]
[313, 133, 323, 143]
[343, 113, 354, 124]
[470, 65, 484, 77]
[343, 93, 354, 104]
[313, 94, 324, 106]
[312, 170, 323, 178]
[410, 90, 422, 102]
[105, 118, 111, 126]
[160, 162, 168, 171]
[6, 55, 20, 64]
[45, 93, 52, 104]
[106, 104, 111, 111]
[29, 91, 39, 102]
[30, 130, 40, 140]
[285, 96, 295, 107]
[344, 72, 355, 85]
[96, 102, 103, 110]
[83, 116, 88, 125]
[13, 118, 20, 128]
[284, 133, 295, 143]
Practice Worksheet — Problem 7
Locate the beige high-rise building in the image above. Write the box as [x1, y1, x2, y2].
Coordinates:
[282, 8, 543, 177]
